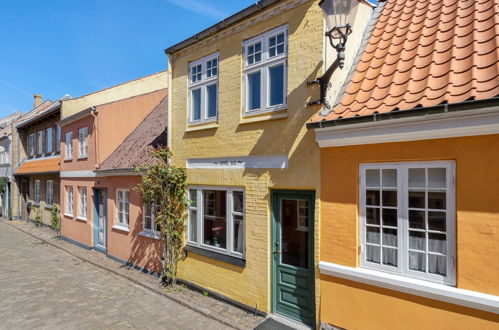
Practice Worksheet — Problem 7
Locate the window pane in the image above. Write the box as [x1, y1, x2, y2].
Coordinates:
[191, 88, 201, 120]
[428, 233, 446, 254]
[366, 226, 380, 244]
[382, 208, 397, 227]
[247, 71, 261, 111]
[366, 245, 380, 263]
[366, 207, 380, 225]
[428, 168, 446, 188]
[233, 214, 244, 253]
[206, 84, 217, 118]
[203, 190, 227, 249]
[366, 190, 380, 206]
[233, 191, 243, 212]
[409, 231, 425, 251]
[382, 169, 397, 187]
[409, 251, 426, 272]
[382, 248, 397, 267]
[189, 209, 197, 242]
[144, 207, 152, 230]
[409, 191, 425, 208]
[428, 255, 447, 276]
[382, 228, 397, 247]
[366, 169, 380, 187]
[428, 192, 446, 209]
[409, 210, 425, 229]
[189, 189, 197, 207]
[382, 190, 396, 207]
[428, 211, 446, 231]
[269, 64, 284, 106]
[409, 168, 425, 188]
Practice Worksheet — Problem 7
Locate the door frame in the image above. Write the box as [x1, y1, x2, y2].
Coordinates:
[271, 189, 315, 325]
[93, 188, 107, 252]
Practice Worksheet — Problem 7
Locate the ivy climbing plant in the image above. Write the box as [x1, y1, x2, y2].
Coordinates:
[135, 147, 188, 286]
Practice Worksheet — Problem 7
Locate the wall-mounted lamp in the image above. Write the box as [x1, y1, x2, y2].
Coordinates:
[308, 0, 358, 108]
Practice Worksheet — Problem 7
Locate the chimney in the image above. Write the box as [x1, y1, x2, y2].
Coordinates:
[34, 94, 43, 107]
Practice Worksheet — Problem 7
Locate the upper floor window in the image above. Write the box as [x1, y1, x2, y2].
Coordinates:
[37, 130, 43, 155]
[46, 127, 53, 154]
[28, 133, 35, 157]
[0, 150, 8, 164]
[65, 132, 73, 160]
[243, 25, 287, 115]
[360, 161, 456, 285]
[78, 127, 88, 158]
[56, 124, 61, 153]
[116, 189, 129, 228]
[188, 53, 219, 125]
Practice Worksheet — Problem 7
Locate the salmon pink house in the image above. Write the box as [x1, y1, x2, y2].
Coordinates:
[59, 72, 167, 274]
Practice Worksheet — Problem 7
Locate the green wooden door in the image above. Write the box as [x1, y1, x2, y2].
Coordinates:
[272, 190, 315, 326]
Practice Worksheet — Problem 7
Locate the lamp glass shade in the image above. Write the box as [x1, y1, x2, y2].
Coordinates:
[319, 0, 358, 31]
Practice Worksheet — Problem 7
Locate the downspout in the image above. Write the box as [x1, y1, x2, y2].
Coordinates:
[91, 107, 99, 169]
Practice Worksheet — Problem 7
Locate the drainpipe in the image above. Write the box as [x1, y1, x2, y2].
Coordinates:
[90, 107, 99, 169]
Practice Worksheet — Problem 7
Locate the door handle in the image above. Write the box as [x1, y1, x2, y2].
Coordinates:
[273, 249, 287, 255]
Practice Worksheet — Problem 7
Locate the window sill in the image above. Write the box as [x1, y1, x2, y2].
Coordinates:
[76, 216, 87, 222]
[77, 155, 88, 160]
[184, 245, 245, 267]
[63, 213, 73, 218]
[112, 225, 130, 233]
[240, 109, 287, 124]
[45, 205, 53, 210]
[318, 261, 499, 314]
[33, 203, 40, 207]
[185, 123, 218, 132]
[139, 231, 161, 240]
[64, 158, 73, 162]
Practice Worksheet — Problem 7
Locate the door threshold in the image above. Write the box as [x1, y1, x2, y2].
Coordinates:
[267, 313, 312, 330]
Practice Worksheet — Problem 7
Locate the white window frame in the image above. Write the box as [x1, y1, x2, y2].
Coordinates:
[78, 186, 87, 220]
[37, 130, 43, 155]
[187, 186, 245, 258]
[116, 189, 130, 227]
[56, 124, 61, 153]
[46, 127, 53, 154]
[243, 25, 288, 115]
[28, 133, 35, 157]
[188, 52, 219, 125]
[34, 180, 41, 205]
[46, 180, 53, 206]
[142, 203, 160, 237]
[359, 161, 456, 286]
[65, 131, 73, 160]
[78, 127, 88, 158]
[65, 186, 73, 216]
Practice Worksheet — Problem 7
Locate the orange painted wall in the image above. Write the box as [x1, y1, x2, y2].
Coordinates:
[319, 134, 499, 328]
[61, 116, 96, 171]
[60, 176, 162, 273]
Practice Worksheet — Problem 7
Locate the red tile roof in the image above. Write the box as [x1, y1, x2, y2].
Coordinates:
[15, 157, 60, 175]
[312, 0, 499, 123]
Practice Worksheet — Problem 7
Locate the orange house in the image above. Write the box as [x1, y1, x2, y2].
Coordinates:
[59, 77, 167, 274]
[307, 0, 499, 329]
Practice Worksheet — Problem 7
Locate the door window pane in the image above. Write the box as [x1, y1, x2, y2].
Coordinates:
[206, 84, 217, 118]
[269, 64, 284, 106]
[191, 88, 201, 121]
[247, 71, 261, 111]
[280, 199, 308, 269]
[203, 190, 227, 249]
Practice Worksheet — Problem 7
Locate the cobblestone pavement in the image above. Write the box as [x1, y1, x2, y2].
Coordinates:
[0, 220, 256, 330]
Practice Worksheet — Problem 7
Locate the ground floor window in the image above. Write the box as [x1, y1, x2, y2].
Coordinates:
[143, 203, 160, 234]
[116, 189, 129, 227]
[46, 181, 53, 206]
[65, 186, 73, 216]
[187, 187, 244, 257]
[34, 180, 41, 205]
[360, 161, 455, 285]
[78, 187, 87, 219]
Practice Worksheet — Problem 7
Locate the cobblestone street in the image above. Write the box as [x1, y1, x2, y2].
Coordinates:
[0, 221, 232, 329]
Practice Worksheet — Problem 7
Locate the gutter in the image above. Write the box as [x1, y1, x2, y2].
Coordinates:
[306, 97, 499, 130]
[164, 0, 282, 54]
[60, 106, 96, 126]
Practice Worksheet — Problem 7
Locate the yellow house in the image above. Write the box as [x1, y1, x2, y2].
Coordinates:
[308, 0, 499, 328]
[165, 0, 375, 326]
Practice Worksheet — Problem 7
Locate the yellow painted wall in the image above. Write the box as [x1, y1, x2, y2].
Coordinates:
[61, 71, 167, 118]
[319, 134, 499, 328]
[170, 0, 323, 314]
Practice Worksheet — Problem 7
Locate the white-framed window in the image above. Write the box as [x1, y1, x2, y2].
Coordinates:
[116, 189, 129, 227]
[243, 25, 287, 115]
[65, 131, 73, 160]
[78, 186, 87, 219]
[37, 130, 43, 155]
[56, 124, 61, 153]
[143, 203, 160, 234]
[187, 187, 244, 258]
[46, 180, 53, 206]
[360, 161, 456, 285]
[65, 186, 73, 216]
[78, 127, 88, 158]
[46, 127, 53, 154]
[188, 53, 219, 124]
[28, 133, 35, 156]
[34, 180, 41, 205]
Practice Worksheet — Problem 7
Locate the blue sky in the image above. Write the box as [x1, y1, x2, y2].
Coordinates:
[0, 0, 255, 117]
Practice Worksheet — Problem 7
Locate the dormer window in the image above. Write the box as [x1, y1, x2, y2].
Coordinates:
[188, 53, 219, 125]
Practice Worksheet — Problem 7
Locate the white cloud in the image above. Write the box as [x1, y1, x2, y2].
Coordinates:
[163, 0, 228, 20]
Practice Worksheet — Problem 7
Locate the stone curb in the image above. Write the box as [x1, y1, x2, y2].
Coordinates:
[4, 221, 243, 330]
